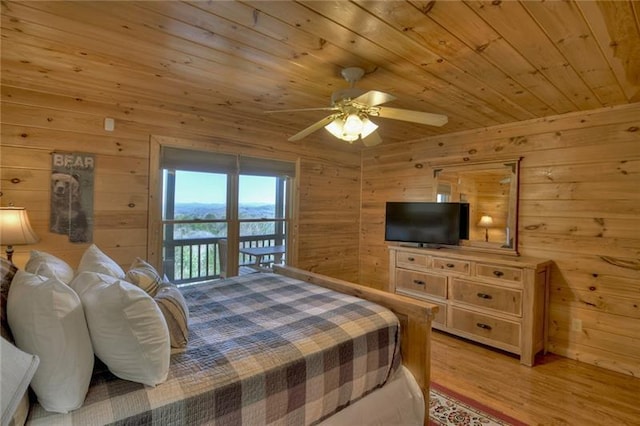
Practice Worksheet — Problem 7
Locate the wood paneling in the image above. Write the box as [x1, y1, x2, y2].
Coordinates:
[2, 1, 639, 148]
[1, 86, 361, 283]
[360, 103, 640, 377]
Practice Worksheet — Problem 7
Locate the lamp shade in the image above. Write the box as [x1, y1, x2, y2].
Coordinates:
[360, 117, 379, 138]
[343, 114, 363, 136]
[325, 117, 346, 139]
[478, 214, 494, 227]
[0, 207, 39, 246]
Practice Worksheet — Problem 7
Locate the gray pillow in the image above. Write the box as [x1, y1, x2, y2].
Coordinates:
[1, 336, 39, 425]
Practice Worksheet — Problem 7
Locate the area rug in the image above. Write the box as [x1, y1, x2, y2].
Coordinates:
[429, 382, 527, 426]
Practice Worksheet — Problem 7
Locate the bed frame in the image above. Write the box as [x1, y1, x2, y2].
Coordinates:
[273, 265, 438, 425]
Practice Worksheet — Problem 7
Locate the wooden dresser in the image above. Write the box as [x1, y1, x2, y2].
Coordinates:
[388, 245, 551, 366]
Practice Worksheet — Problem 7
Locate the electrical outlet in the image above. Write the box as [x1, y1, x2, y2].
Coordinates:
[572, 318, 582, 332]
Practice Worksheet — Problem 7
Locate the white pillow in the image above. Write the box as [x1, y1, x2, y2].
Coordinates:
[70, 272, 170, 386]
[24, 250, 75, 284]
[7, 270, 94, 413]
[77, 244, 124, 278]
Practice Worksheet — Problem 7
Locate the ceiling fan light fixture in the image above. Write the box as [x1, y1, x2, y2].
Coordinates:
[325, 114, 377, 142]
[268, 66, 449, 145]
[343, 113, 363, 136]
[325, 115, 361, 142]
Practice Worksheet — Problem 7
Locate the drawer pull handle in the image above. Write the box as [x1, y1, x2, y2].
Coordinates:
[446, 263, 455, 268]
[493, 270, 504, 277]
[476, 323, 492, 330]
[408, 257, 415, 262]
[476, 292, 493, 299]
[413, 280, 425, 286]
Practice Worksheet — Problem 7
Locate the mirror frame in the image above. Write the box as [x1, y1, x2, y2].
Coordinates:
[432, 157, 521, 256]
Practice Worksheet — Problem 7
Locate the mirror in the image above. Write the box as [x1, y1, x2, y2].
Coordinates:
[433, 158, 521, 255]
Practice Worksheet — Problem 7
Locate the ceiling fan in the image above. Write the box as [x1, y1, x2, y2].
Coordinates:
[266, 67, 448, 147]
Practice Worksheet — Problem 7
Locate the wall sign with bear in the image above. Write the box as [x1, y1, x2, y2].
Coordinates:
[50, 152, 94, 243]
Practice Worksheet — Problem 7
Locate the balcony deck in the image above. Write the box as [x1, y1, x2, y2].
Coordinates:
[163, 234, 285, 284]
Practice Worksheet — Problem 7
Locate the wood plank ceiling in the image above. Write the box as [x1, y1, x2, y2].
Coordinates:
[2, 1, 639, 147]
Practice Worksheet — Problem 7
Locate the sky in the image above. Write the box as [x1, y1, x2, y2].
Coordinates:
[173, 171, 276, 204]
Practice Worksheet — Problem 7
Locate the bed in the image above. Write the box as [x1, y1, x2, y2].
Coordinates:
[10, 264, 437, 425]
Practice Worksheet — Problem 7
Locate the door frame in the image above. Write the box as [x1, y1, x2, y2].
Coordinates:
[147, 135, 299, 276]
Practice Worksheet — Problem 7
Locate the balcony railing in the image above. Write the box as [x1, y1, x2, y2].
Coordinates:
[163, 234, 285, 285]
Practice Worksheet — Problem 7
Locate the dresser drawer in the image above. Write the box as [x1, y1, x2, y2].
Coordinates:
[396, 251, 430, 268]
[432, 257, 470, 275]
[476, 263, 523, 284]
[450, 279, 522, 316]
[449, 307, 520, 348]
[396, 269, 447, 298]
[396, 289, 446, 325]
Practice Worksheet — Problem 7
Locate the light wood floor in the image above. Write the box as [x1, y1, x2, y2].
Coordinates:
[430, 331, 640, 426]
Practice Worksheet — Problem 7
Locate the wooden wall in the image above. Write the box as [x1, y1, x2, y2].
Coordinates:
[359, 103, 640, 377]
[3, 80, 638, 377]
[0, 85, 361, 282]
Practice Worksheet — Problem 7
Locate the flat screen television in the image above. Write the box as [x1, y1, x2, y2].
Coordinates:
[385, 202, 470, 246]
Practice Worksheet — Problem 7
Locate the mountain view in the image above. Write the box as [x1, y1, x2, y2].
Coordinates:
[169, 203, 279, 238]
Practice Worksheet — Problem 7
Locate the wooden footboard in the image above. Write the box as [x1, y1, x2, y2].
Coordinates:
[273, 265, 438, 425]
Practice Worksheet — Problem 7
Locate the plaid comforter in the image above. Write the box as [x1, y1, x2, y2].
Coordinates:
[27, 273, 401, 425]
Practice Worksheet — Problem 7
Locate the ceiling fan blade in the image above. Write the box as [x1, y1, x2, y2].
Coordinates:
[265, 107, 338, 114]
[353, 90, 397, 107]
[361, 130, 383, 147]
[288, 115, 337, 141]
[376, 107, 448, 127]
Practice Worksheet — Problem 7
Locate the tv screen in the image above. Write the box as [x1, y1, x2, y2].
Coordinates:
[385, 202, 469, 246]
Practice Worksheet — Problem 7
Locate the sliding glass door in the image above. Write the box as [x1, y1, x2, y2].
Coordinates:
[238, 175, 288, 268]
[162, 170, 228, 284]
[158, 147, 294, 284]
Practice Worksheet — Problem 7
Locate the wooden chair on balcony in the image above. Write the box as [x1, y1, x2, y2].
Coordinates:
[218, 238, 259, 278]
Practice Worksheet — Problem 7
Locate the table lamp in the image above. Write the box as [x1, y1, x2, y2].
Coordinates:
[478, 214, 494, 242]
[0, 206, 39, 263]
